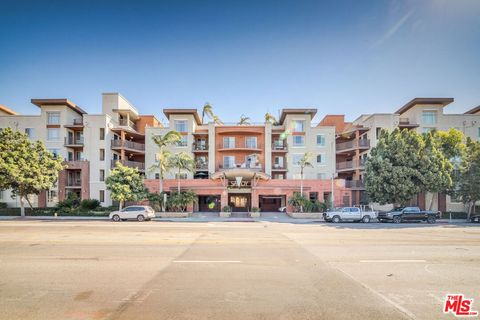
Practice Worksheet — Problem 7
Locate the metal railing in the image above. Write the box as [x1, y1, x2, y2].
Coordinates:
[336, 159, 366, 171]
[218, 163, 262, 171]
[111, 139, 145, 151]
[195, 163, 208, 170]
[336, 139, 370, 151]
[66, 179, 82, 187]
[64, 137, 84, 145]
[344, 180, 365, 188]
[118, 119, 137, 131]
[73, 118, 83, 125]
[272, 142, 287, 151]
[192, 143, 208, 151]
[111, 160, 145, 171]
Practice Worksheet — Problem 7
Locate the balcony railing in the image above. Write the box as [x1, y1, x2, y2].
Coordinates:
[66, 179, 82, 187]
[272, 142, 288, 151]
[111, 139, 145, 151]
[192, 143, 208, 151]
[218, 163, 262, 171]
[111, 160, 145, 171]
[344, 180, 365, 189]
[398, 117, 419, 127]
[336, 139, 370, 152]
[118, 119, 137, 131]
[73, 118, 83, 125]
[64, 137, 84, 146]
[336, 159, 365, 171]
[195, 163, 208, 170]
[272, 163, 287, 170]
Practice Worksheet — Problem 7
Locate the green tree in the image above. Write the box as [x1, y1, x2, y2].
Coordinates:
[433, 128, 465, 159]
[202, 103, 214, 123]
[169, 152, 195, 192]
[298, 152, 314, 211]
[106, 162, 146, 210]
[237, 114, 251, 125]
[212, 115, 223, 125]
[264, 112, 278, 125]
[0, 128, 64, 217]
[167, 190, 198, 212]
[456, 139, 480, 219]
[151, 131, 181, 194]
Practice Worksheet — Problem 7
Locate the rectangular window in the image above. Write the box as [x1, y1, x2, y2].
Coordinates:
[155, 173, 160, 180]
[177, 135, 188, 147]
[292, 135, 305, 147]
[99, 149, 105, 161]
[99, 169, 105, 182]
[292, 120, 305, 132]
[47, 112, 60, 124]
[47, 128, 60, 141]
[223, 156, 235, 169]
[274, 156, 284, 168]
[245, 136, 257, 148]
[422, 111, 437, 125]
[99, 190, 105, 202]
[49, 149, 60, 159]
[25, 128, 34, 139]
[100, 128, 105, 140]
[223, 137, 235, 148]
[316, 134, 325, 146]
[67, 151, 73, 161]
[174, 120, 188, 133]
[292, 154, 303, 166]
[47, 190, 58, 203]
[376, 127, 382, 139]
[309, 192, 318, 201]
[317, 173, 327, 180]
[317, 154, 326, 164]
[478, 127, 480, 139]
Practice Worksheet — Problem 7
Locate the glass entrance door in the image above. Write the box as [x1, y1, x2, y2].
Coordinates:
[228, 194, 251, 212]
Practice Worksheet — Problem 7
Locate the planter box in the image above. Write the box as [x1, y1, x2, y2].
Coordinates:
[249, 211, 260, 218]
[287, 212, 323, 219]
[219, 211, 231, 218]
[157, 212, 192, 218]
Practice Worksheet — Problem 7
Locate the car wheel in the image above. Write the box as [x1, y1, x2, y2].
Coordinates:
[332, 215, 341, 223]
[137, 215, 145, 222]
[427, 216, 436, 224]
[362, 215, 371, 223]
[112, 214, 120, 222]
[393, 215, 402, 224]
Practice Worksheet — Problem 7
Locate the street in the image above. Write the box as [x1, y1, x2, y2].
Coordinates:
[0, 220, 478, 320]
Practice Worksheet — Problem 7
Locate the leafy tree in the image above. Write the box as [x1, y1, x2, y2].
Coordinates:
[237, 114, 251, 125]
[202, 103, 214, 123]
[0, 128, 64, 217]
[456, 139, 480, 219]
[169, 152, 195, 192]
[106, 162, 146, 210]
[433, 128, 465, 159]
[264, 112, 278, 125]
[151, 130, 181, 194]
[166, 190, 198, 212]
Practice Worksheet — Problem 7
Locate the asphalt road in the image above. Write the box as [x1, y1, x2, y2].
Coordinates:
[0, 221, 478, 320]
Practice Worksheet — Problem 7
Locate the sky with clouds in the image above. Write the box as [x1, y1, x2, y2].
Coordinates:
[0, 0, 479, 122]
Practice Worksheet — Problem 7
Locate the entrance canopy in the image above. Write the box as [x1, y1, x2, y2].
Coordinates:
[210, 168, 270, 181]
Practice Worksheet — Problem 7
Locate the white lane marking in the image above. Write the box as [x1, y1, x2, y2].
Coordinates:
[360, 259, 426, 263]
[173, 260, 241, 263]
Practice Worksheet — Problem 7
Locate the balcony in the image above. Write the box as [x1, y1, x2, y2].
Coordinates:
[272, 142, 288, 152]
[192, 143, 209, 152]
[218, 143, 262, 152]
[272, 163, 287, 171]
[118, 118, 137, 131]
[66, 179, 82, 187]
[218, 163, 262, 172]
[336, 139, 370, 153]
[195, 163, 208, 171]
[344, 180, 365, 189]
[398, 117, 419, 129]
[111, 160, 145, 171]
[111, 139, 145, 153]
[64, 118, 84, 130]
[64, 137, 84, 148]
[336, 159, 365, 173]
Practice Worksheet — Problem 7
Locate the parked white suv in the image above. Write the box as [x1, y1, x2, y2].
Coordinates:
[324, 206, 377, 223]
[109, 206, 156, 222]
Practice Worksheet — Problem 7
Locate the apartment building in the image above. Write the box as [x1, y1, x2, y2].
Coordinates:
[145, 108, 348, 212]
[319, 98, 480, 212]
[0, 93, 161, 207]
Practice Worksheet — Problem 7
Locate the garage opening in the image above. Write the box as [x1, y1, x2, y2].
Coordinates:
[259, 195, 286, 212]
[197, 195, 221, 212]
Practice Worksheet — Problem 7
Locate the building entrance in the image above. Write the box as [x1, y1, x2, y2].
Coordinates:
[228, 194, 251, 212]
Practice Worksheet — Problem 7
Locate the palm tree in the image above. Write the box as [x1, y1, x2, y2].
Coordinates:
[298, 152, 314, 197]
[264, 112, 278, 125]
[213, 115, 223, 125]
[169, 152, 196, 192]
[151, 131, 182, 194]
[202, 103, 214, 123]
[237, 114, 251, 125]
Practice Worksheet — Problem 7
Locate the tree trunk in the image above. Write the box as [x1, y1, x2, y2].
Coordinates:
[19, 196, 25, 217]
[177, 169, 181, 193]
[26, 196, 34, 210]
[300, 168, 304, 213]
[159, 176, 163, 194]
[119, 200, 123, 211]
[467, 201, 474, 220]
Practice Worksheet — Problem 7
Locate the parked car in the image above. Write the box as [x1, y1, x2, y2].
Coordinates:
[470, 214, 480, 223]
[377, 206, 440, 224]
[109, 206, 156, 222]
[323, 206, 377, 223]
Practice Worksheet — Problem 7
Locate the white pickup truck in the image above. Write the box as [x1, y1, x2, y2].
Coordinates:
[323, 206, 377, 223]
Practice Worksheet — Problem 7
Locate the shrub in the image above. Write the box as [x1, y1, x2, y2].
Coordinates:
[166, 190, 197, 212]
[147, 192, 168, 212]
[0, 202, 7, 209]
[80, 199, 101, 211]
[288, 193, 328, 213]
[222, 206, 232, 212]
[56, 192, 80, 212]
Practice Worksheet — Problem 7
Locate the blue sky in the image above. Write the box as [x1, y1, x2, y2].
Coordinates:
[1, 0, 479, 123]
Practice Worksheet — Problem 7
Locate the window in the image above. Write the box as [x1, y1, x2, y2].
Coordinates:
[317, 173, 327, 179]
[422, 111, 437, 125]
[175, 172, 188, 179]
[99, 170, 105, 182]
[223, 156, 235, 168]
[478, 127, 480, 139]
[245, 137, 257, 148]
[99, 149, 105, 161]
[292, 135, 305, 147]
[25, 128, 34, 139]
[67, 151, 73, 161]
[376, 127, 382, 139]
[155, 173, 160, 180]
[74, 151, 83, 161]
[47, 112, 60, 124]
[47, 128, 60, 141]
[292, 154, 303, 166]
[0, 190, 4, 200]
[292, 120, 305, 132]
[177, 135, 188, 147]
[223, 137, 235, 149]
[100, 128, 105, 140]
[274, 156, 284, 168]
[309, 192, 318, 201]
[99, 190, 105, 202]
[47, 190, 58, 203]
[49, 149, 60, 159]
[317, 154, 326, 164]
[316, 134, 325, 146]
[174, 120, 188, 132]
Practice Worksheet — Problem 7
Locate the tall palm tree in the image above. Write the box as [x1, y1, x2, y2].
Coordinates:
[237, 114, 251, 125]
[169, 152, 196, 192]
[298, 152, 314, 197]
[202, 103, 214, 123]
[212, 115, 223, 125]
[148, 149, 172, 195]
[151, 131, 182, 194]
[264, 112, 278, 125]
